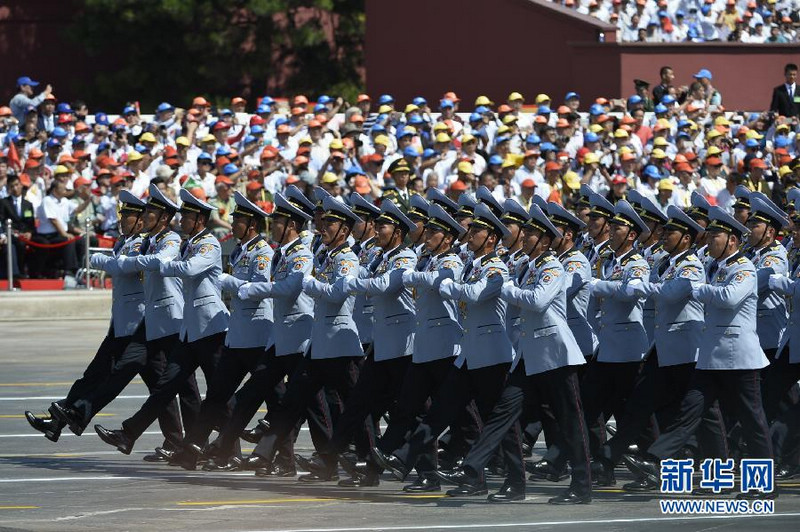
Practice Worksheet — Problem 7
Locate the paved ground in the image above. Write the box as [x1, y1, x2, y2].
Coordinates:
[0, 319, 798, 531]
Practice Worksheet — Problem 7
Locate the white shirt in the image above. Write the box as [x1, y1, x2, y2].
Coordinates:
[37, 195, 74, 234]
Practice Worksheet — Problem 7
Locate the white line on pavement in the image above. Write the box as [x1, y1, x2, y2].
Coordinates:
[0, 395, 149, 401]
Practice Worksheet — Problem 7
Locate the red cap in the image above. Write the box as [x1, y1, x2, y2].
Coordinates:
[443, 91, 461, 103]
[58, 154, 78, 164]
[357, 94, 371, 102]
[675, 162, 693, 172]
[24, 159, 40, 169]
[450, 180, 467, 192]
[231, 97, 247, 106]
[261, 146, 279, 159]
[749, 158, 767, 169]
[545, 161, 561, 172]
[276, 124, 290, 134]
[705, 156, 722, 166]
[521, 178, 535, 188]
[612, 175, 627, 185]
[73, 177, 92, 187]
[308, 119, 323, 129]
[215, 176, 234, 186]
[246, 180, 263, 191]
[28, 148, 44, 159]
[497, 104, 513, 114]
[294, 155, 309, 166]
[250, 115, 266, 126]
[212, 121, 230, 131]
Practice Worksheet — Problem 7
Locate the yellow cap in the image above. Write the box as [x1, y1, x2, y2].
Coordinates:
[589, 124, 603, 134]
[127, 151, 144, 162]
[658, 178, 674, 191]
[713, 116, 731, 127]
[776, 123, 790, 132]
[321, 172, 339, 184]
[535, 93, 551, 104]
[706, 146, 722, 156]
[564, 171, 581, 190]
[706, 129, 722, 139]
[651, 148, 667, 159]
[373, 135, 390, 147]
[508, 91, 524, 102]
[139, 132, 157, 143]
[583, 152, 600, 165]
[618, 146, 633, 155]
[746, 130, 764, 140]
[435, 132, 452, 144]
[432, 122, 449, 132]
[299, 136, 313, 145]
[175, 136, 191, 147]
[404, 103, 419, 114]
[54, 165, 70, 175]
[502, 114, 518, 125]
[457, 161, 474, 174]
[496, 125, 511, 136]
[329, 139, 344, 150]
[201, 134, 216, 143]
[460, 133, 476, 144]
[475, 95, 494, 106]
[614, 129, 629, 138]
[656, 118, 671, 129]
[378, 104, 393, 114]
[779, 165, 792, 177]
[653, 137, 668, 146]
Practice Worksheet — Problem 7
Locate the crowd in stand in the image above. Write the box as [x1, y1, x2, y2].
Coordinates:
[0, 62, 799, 281]
[552, 0, 800, 42]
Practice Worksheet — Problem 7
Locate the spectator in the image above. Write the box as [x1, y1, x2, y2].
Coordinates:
[33, 180, 80, 278]
[770, 63, 800, 118]
[10, 76, 53, 124]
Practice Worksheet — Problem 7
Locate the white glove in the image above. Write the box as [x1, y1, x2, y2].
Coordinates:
[691, 287, 701, 300]
[402, 269, 414, 285]
[237, 282, 251, 300]
[439, 278, 454, 289]
[502, 280, 515, 290]
[142, 255, 161, 271]
[89, 253, 109, 269]
[623, 278, 642, 297]
[301, 275, 314, 292]
[768, 273, 785, 290]
[218, 273, 231, 285]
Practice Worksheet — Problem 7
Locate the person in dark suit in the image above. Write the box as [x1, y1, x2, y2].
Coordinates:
[0, 174, 36, 275]
[770, 63, 800, 118]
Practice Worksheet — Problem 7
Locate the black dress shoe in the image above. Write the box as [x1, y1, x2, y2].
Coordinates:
[296, 454, 336, 477]
[169, 449, 198, 471]
[25, 411, 62, 442]
[257, 418, 271, 431]
[591, 458, 616, 486]
[521, 441, 533, 457]
[298, 471, 339, 482]
[623, 478, 658, 492]
[338, 454, 369, 478]
[94, 425, 134, 454]
[143, 451, 168, 463]
[776, 464, 800, 480]
[445, 481, 488, 497]
[548, 488, 592, 505]
[240, 426, 264, 444]
[488, 482, 525, 503]
[202, 456, 242, 472]
[370, 447, 409, 481]
[403, 476, 441, 492]
[621, 454, 659, 485]
[242, 455, 270, 470]
[338, 473, 380, 487]
[527, 460, 569, 482]
[434, 468, 481, 487]
[50, 402, 85, 436]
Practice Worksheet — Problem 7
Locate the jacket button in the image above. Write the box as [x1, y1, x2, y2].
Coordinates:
[655, 325, 659, 329]
[521, 332, 526, 337]
[417, 321, 420, 326]
[437, 322, 441, 326]
[464, 328, 468, 333]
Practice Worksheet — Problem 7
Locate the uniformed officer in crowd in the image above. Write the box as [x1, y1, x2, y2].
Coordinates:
[26, 191, 151, 441]
[95, 188, 230, 454]
[624, 206, 776, 500]
[244, 196, 364, 480]
[297, 199, 418, 486]
[408, 194, 433, 267]
[437, 204, 591, 505]
[371, 203, 513, 491]
[169, 191, 274, 470]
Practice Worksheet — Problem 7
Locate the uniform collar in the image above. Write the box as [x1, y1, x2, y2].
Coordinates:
[669, 248, 692, 268]
[558, 245, 577, 261]
[190, 228, 210, 244]
[280, 237, 301, 254]
[328, 242, 350, 258]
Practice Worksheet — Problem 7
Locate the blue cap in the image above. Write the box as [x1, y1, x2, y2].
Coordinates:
[250, 125, 264, 135]
[422, 148, 437, 160]
[118, 190, 147, 212]
[222, 163, 239, 176]
[654, 103, 668, 114]
[397, 128, 416, 140]
[589, 103, 604, 116]
[219, 108, 233, 116]
[256, 104, 272, 114]
[345, 165, 365, 177]
[440, 99, 454, 109]
[547, 201, 586, 231]
[408, 115, 424, 125]
[775, 136, 790, 149]
[97, 141, 110, 153]
[349, 192, 381, 219]
[749, 192, 789, 228]
[426, 187, 459, 215]
[56, 103, 72, 114]
[661, 95, 676, 105]
[489, 154, 503, 166]
[476, 185, 503, 217]
[471, 202, 510, 238]
[525, 134, 541, 145]
[156, 102, 174, 113]
[378, 94, 394, 105]
[233, 190, 268, 218]
[94, 112, 109, 126]
[46, 138, 60, 148]
[676, 9, 685, 17]
[425, 203, 466, 237]
[677, 132, 691, 140]
[412, 96, 427, 107]
[243, 135, 257, 145]
[179, 187, 215, 214]
[322, 195, 362, 225]
[456, 192, 478, 218]
[525, 204, 560, 238]
[475, 105, 490, 114]
[657, 9, 668, 17]
[51, 126, 68, 138]
[540, 142, 557, 152]
[589, 192, 615, 218]
[134, 144, 148, 154]
[611, 199, 649, 234]
[216, 145, 232, 157]
[371, 124, 386, 134]
[665, 205, 704, 235]
[693, 69, 713, 80]
[317, 95, 332, 105]
[313, 104, 326, 113]
[122, 105, 136, 115]
[495, 135, 511, 144]
[643, 165, 662, 180]
[584, 132, 599, 143]
[707, 205, 748, 237]
[565, 91, 580, 101]
[147, 183, 179, 212]
[745, 138, 759, 148]
[285, 185, 316, 216]
[273, 192, 312, 222]
[275, 117, 290, 127]
[197, 152, 213, 162]
[261, 96, 276, 106]
[629, 95, 643, 105]
[677, 120, 691, 129]
[376, 197, 416, 233]
[17, 76, 39, 87]
[537, 105, 552, 115]
[402, 146, 419, 158]
[500, 198, 530, 225]
[469, 112, 483, 123]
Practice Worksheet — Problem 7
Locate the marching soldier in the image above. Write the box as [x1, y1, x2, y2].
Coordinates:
[169, 191, 275, 470]
[407, 194, 431, 268]
[95, 188, 230, 454]
[297, 200, 418, 486]
[349, 193, 382, 350]
[499, 198, 530, 348]
[437, 204, 591, 505]
[285, 185, 316, 247]
[454, 192, 477, 265]
[371, 203, 513, 490]
[574, 184, 594, 254]
[624, 206, 775, 500]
